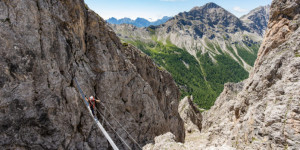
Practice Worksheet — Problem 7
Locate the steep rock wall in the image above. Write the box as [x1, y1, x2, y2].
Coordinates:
[0, 0, 184, 149]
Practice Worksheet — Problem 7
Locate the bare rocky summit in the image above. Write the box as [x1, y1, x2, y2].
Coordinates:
[0, 0, 184, 149]
[143, 0, 300, 149]
[157, 2, 262, 68]
[241, 5, 270, 36]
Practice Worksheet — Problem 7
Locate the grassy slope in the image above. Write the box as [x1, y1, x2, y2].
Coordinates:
[126, 39, 259, 109]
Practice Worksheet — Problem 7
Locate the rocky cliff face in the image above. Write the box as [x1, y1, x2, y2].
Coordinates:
[0, 0, 184, 149]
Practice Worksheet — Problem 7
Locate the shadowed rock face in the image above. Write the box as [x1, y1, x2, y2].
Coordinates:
[0, 0, 184, 149]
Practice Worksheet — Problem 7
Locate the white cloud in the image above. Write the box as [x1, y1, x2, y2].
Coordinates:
[233, 6, 248, 13]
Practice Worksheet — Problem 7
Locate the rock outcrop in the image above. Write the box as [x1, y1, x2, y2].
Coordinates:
[143, 132, 186, 150]
[143, 96, 203, 150]
[0, 0, 184, 149]
[178, 96, 202, 133]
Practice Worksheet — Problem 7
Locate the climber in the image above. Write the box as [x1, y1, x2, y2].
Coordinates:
[85, 96, 101, 118]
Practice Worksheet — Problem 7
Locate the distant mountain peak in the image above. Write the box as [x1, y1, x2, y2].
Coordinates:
[169, 2, 246, 33]
[191, 2, 222, 11]
[240, 5, 270, 35]
[203, 2, 221, 9]
[108, 17, 117, 20]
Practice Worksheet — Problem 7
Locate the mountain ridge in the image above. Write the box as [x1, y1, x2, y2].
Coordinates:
[107, 16, 172, 27]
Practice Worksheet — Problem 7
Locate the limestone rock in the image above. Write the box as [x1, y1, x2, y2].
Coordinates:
[0, 0, 184, 149]
[143, 132, 186, 150]
[120, 44, 185, 142]
[178, 96, 202, 133]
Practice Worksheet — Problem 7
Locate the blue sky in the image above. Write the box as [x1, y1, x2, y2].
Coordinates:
[85, 0, 272, 21]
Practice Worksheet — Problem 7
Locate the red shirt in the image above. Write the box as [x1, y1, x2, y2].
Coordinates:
[89, 98, 96, 108]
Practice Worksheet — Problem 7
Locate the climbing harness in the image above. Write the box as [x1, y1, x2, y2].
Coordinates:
[73, 78, 142, 150]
